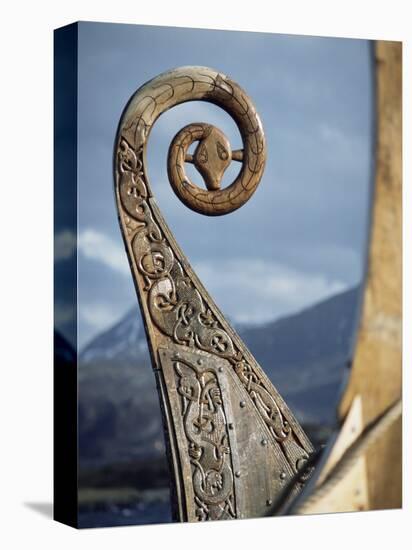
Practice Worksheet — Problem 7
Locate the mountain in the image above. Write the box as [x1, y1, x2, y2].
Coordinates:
[236, 286, 360, 424]
[78, 286, 360, 472]
[81, 309, 149, 365]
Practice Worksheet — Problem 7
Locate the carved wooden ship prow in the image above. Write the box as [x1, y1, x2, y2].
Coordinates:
[114, 66, 314, 521]
[114, 47, 402, 520]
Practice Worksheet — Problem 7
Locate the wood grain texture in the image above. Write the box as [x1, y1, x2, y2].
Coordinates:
[338, 41, 402, 510]
[114, 67, 313, 521]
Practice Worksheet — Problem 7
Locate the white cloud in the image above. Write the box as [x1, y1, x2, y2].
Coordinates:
[193, 258, 347, 325]
[55, 229, 132, 279]
[79, 303, 121, 333]
[54, 230, 76, 261]
[288, 244, 363, 284]
[75, 229, 353, 332]
[78, 229, 130, 275]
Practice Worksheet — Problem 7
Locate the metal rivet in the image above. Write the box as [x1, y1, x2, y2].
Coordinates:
[235, 471, 241, 478]
[280, 472, 286, 480]
[218, 366, 224, 372]
[296, 458, 307, 471]
[266, 499, 272, 506]
[197, 359, 203, 365]
[240, 401, 246, 408]
[174, 353, 180, 360]
[261, 439, 268, 446]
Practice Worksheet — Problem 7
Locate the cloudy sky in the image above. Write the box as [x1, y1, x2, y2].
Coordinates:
[55, 22, 373, 349]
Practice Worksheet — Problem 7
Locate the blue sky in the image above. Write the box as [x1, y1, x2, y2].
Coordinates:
[54, 22, 373, 348]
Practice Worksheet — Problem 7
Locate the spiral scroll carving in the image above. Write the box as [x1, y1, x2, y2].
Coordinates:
[118, 66, 266, 216]
[114, 67, 314, 521]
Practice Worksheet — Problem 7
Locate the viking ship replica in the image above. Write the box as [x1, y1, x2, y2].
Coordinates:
[113, 40, 401, 521]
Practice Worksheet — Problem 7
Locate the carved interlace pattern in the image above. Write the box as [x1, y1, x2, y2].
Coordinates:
[117, 131, 309, 475]
[174, 358, 236, 520]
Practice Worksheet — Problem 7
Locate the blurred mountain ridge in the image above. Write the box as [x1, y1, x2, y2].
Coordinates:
[77, 285, 360, 470]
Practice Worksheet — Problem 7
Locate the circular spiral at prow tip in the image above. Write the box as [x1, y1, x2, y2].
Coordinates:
[116, 66, 266, 218]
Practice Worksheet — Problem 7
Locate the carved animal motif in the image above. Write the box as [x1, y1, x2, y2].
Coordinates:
[114, 67, 314, 521]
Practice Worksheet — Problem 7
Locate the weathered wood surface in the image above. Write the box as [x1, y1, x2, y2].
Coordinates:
[337, 40, 402, 510]
[299, 397, 369, 514]
[114, 67, 313, 522]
